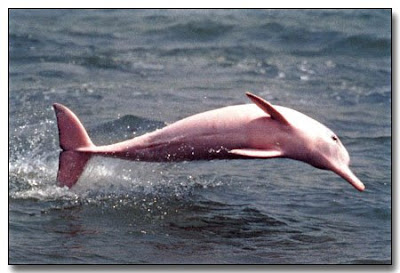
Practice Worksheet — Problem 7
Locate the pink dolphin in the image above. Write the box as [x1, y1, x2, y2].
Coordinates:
[53, 92, 365, 191]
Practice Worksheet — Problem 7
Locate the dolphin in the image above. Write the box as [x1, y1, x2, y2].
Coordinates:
[53, 92, 365, 191]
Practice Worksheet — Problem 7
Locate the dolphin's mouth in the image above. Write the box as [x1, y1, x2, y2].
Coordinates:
[333, 165, 365, 192]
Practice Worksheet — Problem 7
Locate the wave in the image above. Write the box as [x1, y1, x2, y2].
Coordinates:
[89, 114, 166, 145]
[292, 34, 390, 57]
[169, 203, 289, 239]
[242, 21, 390, 59]
[146, 19, 234, 42]
[247, 22, 341, 48]
[159, 44, 272, 66]
[323, 34, 391, 57]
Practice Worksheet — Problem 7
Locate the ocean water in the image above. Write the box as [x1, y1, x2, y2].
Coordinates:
[9, 9, 391, 264]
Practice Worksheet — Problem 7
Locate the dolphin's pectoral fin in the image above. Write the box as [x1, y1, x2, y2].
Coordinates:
[229, 148, 283, 158]
[245, 92, 290, 126]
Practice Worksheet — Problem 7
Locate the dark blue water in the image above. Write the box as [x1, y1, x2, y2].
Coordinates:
[9, 9, 391, 264]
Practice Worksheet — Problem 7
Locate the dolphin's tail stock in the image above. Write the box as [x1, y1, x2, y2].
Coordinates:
[53, 103, 95, 188]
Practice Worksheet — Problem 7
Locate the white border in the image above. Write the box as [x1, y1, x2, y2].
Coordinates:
[3, 2, 397, 271]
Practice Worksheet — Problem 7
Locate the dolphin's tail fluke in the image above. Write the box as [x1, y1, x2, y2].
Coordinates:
[57, 151, 92, 188]
[53, 103, 95, 188]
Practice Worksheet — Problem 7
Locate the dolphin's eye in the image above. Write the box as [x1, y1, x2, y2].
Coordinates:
[331, 135, 338, 142]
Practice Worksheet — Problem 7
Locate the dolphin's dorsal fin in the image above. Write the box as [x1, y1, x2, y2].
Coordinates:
[246, 92, 290, 126]
[229, 148, 283, 158]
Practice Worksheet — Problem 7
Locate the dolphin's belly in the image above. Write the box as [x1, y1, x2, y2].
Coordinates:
[131, 132, 246, 161]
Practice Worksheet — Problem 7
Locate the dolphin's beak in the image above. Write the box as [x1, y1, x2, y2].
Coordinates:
[333, 165, 365, 192]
